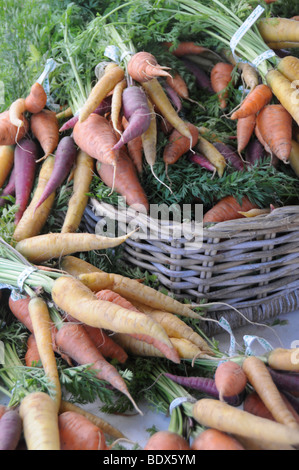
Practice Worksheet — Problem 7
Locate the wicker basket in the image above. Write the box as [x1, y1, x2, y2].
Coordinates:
[81, 199, 299, 336]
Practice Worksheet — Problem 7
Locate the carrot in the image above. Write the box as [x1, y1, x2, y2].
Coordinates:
[196, 135, 227, 177]
[0, 110, 29, 145]
[60, 255, 104, 277]
[59, 401, 125, 439]
[230, 84, 273, 120]
[25, 82, 47, 114]
[267, 41, 299, 50]
[61, 151, 94, 233]
[163, 123, 199, 165]
[203, 195, 258, 224]
[77, 271, 200, 319]
[191, 429, 245, 451]
[9, 98, 26, 131]
[213, 142, 244, 170]
[14, 138, 38, 225]
[144, 431, 190, 450]
[169, 337, 208, 360]
[58, 411, 108, 450]
[19, 391, 60, 450]
[55, 321, 141, 413]
[0, 406, 7, 420]
[164, 41, 209, 57]
[289, 139, 299, 177]
[25, 334, 41, 367]
[79, 63, 125, 123]
[266, 69, 299, 127]
[237, 62, 259, 92]
[192, 398, 299, 446]
[13, 155, 56, 242]
[28, 297, 61, 410]
[242, 355, 299, 429]
[236, 114, 256, 155]
[95, 289, 180, 363]
[256, 104, 293, 163]
[0, 145, 14, 189]
[111, 79, 127, 135]
[166, 72, 189, 99]
[34, 136, 78, 211]
[30, 109, 59, 160]
[15, 230, 135, 264]
[214, 360, 247, 402]
[127, 51, 172, 83]
[277, 55, 299, 83]
[136, 305, 213, 354]
[59, 97, 112, 133]
[122, 116, 143, 175]
[0, 409, 23, 450]
[267, 347, 299, 372]
[84, 325, 129, 364]
[56, 106, 73, 121]
[141, 78, 193, 141]
[257, 18, 299, 44]
[51, 276, 181, 364]
[0, 165, 15, 208]
[96, 146, 149, 212]
[243, 391, 299, 424]
[73, 113, 120, 169]
[8, 294, 33, 331]
[210, 62, 234, 109]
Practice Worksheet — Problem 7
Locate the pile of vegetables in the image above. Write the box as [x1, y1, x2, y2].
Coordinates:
[0, 0, 299, 451]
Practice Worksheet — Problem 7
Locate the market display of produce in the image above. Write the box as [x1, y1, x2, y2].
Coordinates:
[1, 0, 299, 451]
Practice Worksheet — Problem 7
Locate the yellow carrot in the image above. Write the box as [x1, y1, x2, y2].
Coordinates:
[60, 255, 104, 276]
[277, 55, 299, 83]
[28, 297, 61, 410]
[266, 41, 299, 50]
[258, 18, 299, 44]
[13, 156, 56, 242]
[15, 230, 136, 264]
[267, 347, 299, 372]
[192, 398, 299, 446]
[61, 151, 95, 233]
[9, 98, 26, 129]
[0, 145, 14, 189]
[196, 135, 226, 177]
[79, 63, 125, 123]
[141, 78, 192, 141]
[78, 271, 200, 319]
[111, 79, 127, 135]
[19, 392, 60, 450]
[51, 275, 178, 362]
[266, 69, 299, 127]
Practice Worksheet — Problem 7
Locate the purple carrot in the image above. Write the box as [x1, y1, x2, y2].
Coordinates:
[112, 86, 151, 151]
[164, 83, 182, 112]
[14, 138, 38, 224]
[213, 142, 244, 171]
[164, 373, 244, 406]
[181, 58, 214, 93]
[59, 96, 112, 132]
[0, 409, 22, 450]
[267, 367, 299, 394]
[273, 49, 291, 58]
[245, 138, 269, 166]
[0, 166, 15, 208]
[189, 151, 216, 172]
[34, 135, 78, 211]
[281, 391, 299, 414]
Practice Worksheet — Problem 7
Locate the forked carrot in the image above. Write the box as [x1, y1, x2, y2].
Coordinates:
[242, 355, 299, 429]
[127, 51, 172, 83]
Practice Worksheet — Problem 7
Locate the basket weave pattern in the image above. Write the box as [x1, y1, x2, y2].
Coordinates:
[82, 200, 299, 336]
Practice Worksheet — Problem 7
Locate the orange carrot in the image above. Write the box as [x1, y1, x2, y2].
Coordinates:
[0, 110, 29, 145]
[144, 431, 190, 450]
[73, 113, 119, 168]
[96, 146, 149, 212]
[25, 334, 41, 367]
[237, 114, 256, 154]
[83, 325, 129, 364]
[256, 104, 293, 163]
[191, 429, 245, 450]
[242, 356, 299, 429]
[30, 109, 59, 160]
[214, 361, 247, 402]
[164, 41, 208, 57]
[231, 84, 273, 120]
[55, 322, 142, 413]
[203, 196, 258, 223]
[122, 116, 143, 175]
[210, 63, 234, 109]
[127, 51, 172, 83]
[58, 411, 108, 450]
[166, 73, 189, 99]
[244, 391, 299, 424]
[95, 289, 180, 364]
[25, 82, 47, 114]
[163, 122, 199, 165]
